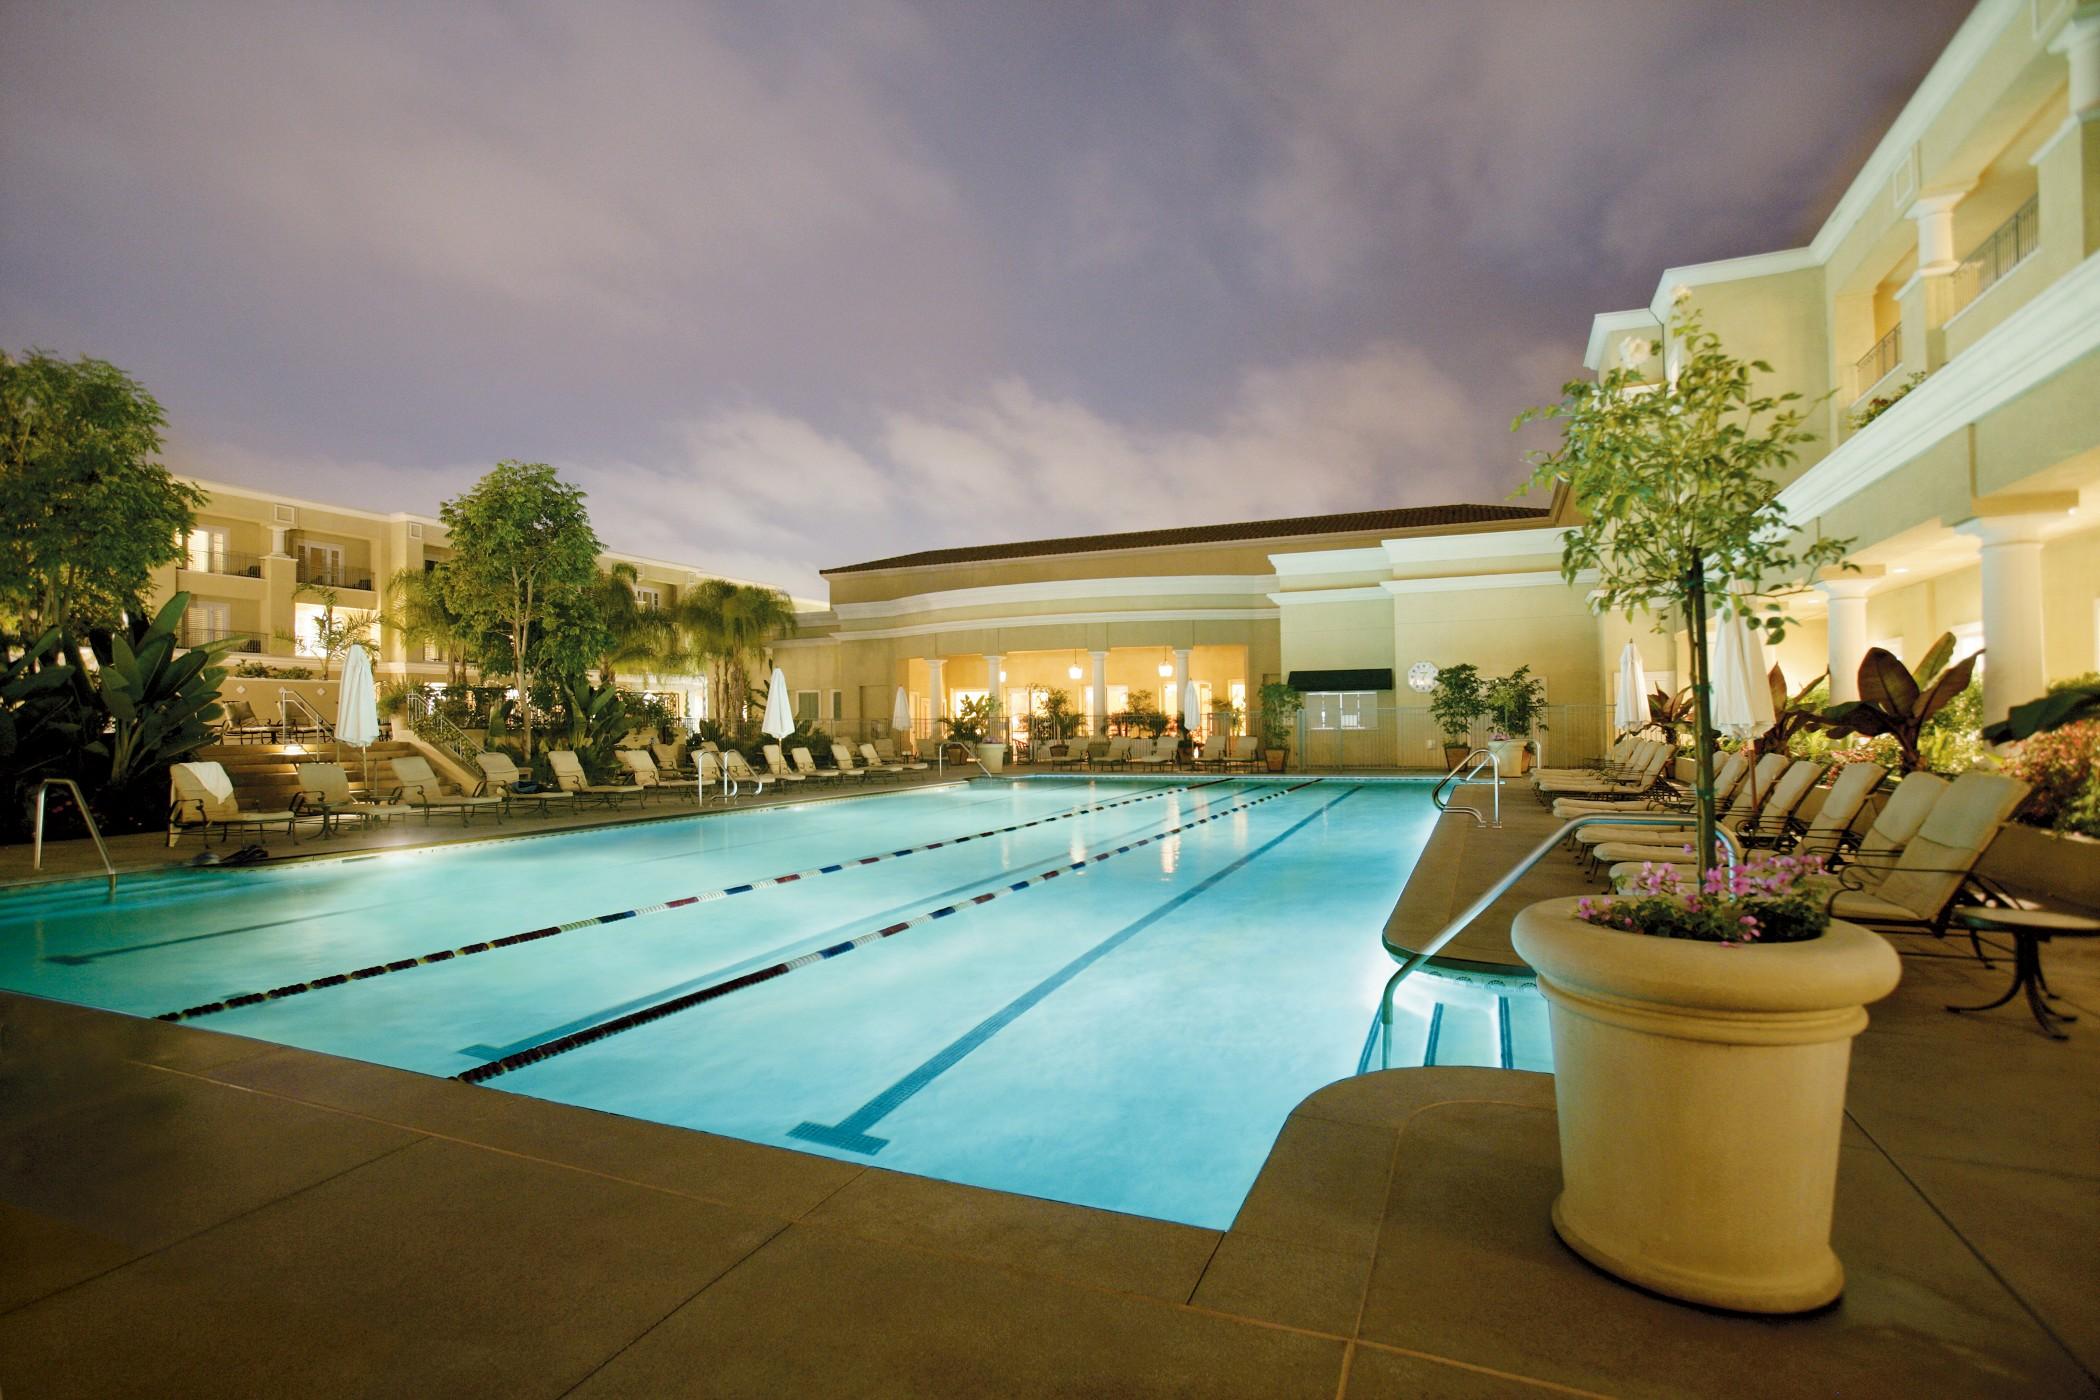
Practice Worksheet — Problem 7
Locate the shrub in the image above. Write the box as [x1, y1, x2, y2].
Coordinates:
[2004, 719, 2100, 838]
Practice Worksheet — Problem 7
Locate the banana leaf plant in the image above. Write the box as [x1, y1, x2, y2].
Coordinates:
[1819, 632, 1977, 773]
[1646, 686, 1697, 742]
[1752, 665, 1828, 757]
[1, 628, 80, 794]
[74, 593, 233, 791]
[1982, 685, 2100, 743]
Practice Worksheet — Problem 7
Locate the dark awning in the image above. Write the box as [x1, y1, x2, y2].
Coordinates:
[1287, 668, 1394, 692]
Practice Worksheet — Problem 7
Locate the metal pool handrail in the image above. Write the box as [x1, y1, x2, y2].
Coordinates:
[31, 778, 117, 897]
[1432, 748, 1500, 828]
[1357, 813, 1743, 1074]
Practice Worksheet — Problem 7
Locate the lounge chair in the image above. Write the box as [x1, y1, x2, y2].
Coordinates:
[724, 750, 774, 793]
[1128, 735, 1176, 769]
[167, 761, 315, 846]
[390, 754, 508, 824]
[1531, 736, 1640, 784]
[651, 740, 694, 779]
[1606, 760, 1887, 886]
[794, 744, 863, 784]
[863, 741, 926, 773]
[760, 745, 810, 786]
[1047, 736, 1088, 768]
[1818, 771, 2030, 938]
[1552, 748, 1727, 820]
[1536, 740, 1677, 802]
[216, 699, 277, 746]
[833, 741, 894, 780]
[548, 749, 645, 808]
[476, 751, 581, 814]
[1574, 752, 1785, 848]
[618, 749, 694, 802]
[294, 760, 403, 834]
[1581, 754, 1810, 869]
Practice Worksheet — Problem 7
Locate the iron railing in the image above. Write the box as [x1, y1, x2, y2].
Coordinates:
[1851, 325, 1902, 401]
[181, 627, 265, 654]
[296, 559, 375, 591]
[1950, 195, 2039, 316]
[406, 691, 484, 765]
[177, 550, 264, 579]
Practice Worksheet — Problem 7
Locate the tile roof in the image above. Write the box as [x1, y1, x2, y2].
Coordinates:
[824, 503, 1550, 574]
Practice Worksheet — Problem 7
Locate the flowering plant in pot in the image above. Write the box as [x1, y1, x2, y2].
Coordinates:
[1514, 852, 1898, 1312]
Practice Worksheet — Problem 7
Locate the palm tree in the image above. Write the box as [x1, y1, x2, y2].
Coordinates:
[382, 563, 483, 686]
[586, 561, 673, 682]
[671, 580, 797, 724]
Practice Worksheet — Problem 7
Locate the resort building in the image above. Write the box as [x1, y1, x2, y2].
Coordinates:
[153, 476, 823, 721]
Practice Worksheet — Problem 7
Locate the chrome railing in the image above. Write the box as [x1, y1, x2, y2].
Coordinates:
[406, 692, 484, 765]
[1356, 814, 1742, 1074]
[279, 688, 334, 741]
[1431, 748, 1501, 828]
[31, 778, 116, 897]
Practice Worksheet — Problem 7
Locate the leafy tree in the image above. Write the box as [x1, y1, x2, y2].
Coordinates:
[0, 350, 203, 645]
[437, 461, 601, 760]
[1428, 664, 1486, 743]
[1516, 297, 1851, 875]
[382, 563, 484, 686]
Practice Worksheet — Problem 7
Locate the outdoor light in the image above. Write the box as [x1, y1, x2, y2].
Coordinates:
[999, 669, 1007, 682]
[1158, 662, 1173, 677]
[1068, 664, 1082, 680]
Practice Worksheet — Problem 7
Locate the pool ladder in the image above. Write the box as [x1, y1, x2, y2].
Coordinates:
[1356, 813, 1743, 1074]
[31, 777, 117, 898]
[1432, 748, 1500, 828]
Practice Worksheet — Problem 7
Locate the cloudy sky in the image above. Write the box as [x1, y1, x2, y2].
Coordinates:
[2, 0, 1971, 599]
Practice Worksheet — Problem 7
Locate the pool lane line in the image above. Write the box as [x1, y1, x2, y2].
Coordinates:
[789, 783, 1364, 1153]
[153, 778, 1237, 1025]
[453, 779, 1328, 1085]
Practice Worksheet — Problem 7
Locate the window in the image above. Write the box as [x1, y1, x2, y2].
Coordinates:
[185, 527, 227, 574]
[829, 689, 843, 721]
[299, 542, 344, 587]
[794, 690, 818, 723]
[633, 586, 662, 610]
[187, 600, 231, 645]
[292, 601, 330, 658]
[1305, 691, 1373, 731]
[422, 640, 441, 662]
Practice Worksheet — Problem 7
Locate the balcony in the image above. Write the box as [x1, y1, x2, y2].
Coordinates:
[1948, 195, 2039, 319]
[295, 559, 375, 591]
[177, 550, 264, 580]
[180, 626, 265, 654]
[1850, 325, 1902, 403]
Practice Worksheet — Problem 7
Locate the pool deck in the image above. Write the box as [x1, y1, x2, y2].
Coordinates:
[5, 771, 2097, 1395]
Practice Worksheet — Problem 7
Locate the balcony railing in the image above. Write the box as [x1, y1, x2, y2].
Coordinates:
[180, 627, 265, 654]
[296, 560, 375, 591]
[177, 550, 264, 579]
[1949, 195, 2039, 318]
[1851, 325, 1902, 402]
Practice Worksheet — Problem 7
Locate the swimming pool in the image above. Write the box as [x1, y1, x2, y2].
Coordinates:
[0, 776, 1544, 1227]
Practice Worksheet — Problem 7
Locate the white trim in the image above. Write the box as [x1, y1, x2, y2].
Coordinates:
[1381, 526, 1570, 566]
[1266, 546, 1389, 577]
[1265, 586, 1391, 607]
[1583, 309, 1662, 371]
[831, 574, 1276, 620]
[1782, 250, 2100, 522]
[1380, 570, 1596, 595]
[1646, 249, 1823, 319]
[829, 607, 1278, 642]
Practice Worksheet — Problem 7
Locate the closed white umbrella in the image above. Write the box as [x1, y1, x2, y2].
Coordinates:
[892, 685, 912, 735]
[760, 667, 796, 741]
[334, 643, 380, 784]
[1613, 641, 1649, 734]
[1181, 676, 1202, 733]
[1708, 585, 1777, 805]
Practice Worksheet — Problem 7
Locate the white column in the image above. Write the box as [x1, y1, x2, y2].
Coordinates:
[1172, 647, 1191, 727]
[2051, 5, 2100, 118]
[925, 656, 946, 722]
[1907, 191, 1965, 275]
[1089, 650, 1108, 735]
[982, 654, 1004, 733]
[1960, 517, 2051, 725]
[268, 524, 292, 558]
[1818, 578, 1877, 704]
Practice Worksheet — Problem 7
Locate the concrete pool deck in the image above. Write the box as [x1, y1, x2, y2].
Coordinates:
[4, 772, 2096, 1395]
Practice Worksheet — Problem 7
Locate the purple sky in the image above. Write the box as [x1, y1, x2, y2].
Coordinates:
[1, 1, 1972, 598]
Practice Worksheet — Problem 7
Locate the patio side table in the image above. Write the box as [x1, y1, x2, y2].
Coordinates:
[1949, 907, 2100, 1039]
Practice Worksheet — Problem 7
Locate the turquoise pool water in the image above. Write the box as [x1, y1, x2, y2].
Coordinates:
[0, 775, 1539, 1227]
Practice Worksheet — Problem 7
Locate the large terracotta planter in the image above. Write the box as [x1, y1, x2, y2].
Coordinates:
[1511, 897, 1900, 1314]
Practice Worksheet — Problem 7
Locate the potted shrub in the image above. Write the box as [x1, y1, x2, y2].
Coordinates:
[1483, 665, 1546, 776]
[948, 693, 1003, 772]
[1041, 687, 1077, 761]
[1255, 681, 1302, 772]
[1515, 292, 1868, 1311]
[1511, 858, 1899, 1313]
[1427, 663, 1485, 770]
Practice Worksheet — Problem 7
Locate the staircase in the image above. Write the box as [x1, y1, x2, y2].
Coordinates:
[191, 741, 425, 808]
[1383, 977, 1554, 1072]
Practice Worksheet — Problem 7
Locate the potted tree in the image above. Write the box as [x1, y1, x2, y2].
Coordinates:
[1510, 293, 1878, 1313]
[1255, 681, 1302, 772]
[1483, 665, 1546, 776]
[1040, 687, 1077, 762]
[948, 693, 1003, 772]
[1428, 663, 1486, 770]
